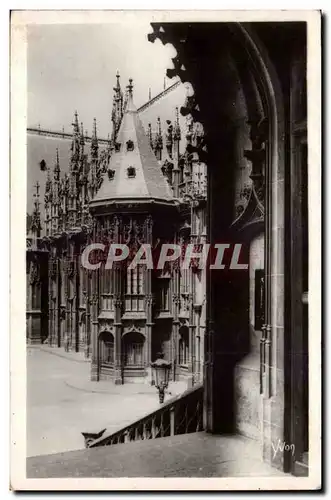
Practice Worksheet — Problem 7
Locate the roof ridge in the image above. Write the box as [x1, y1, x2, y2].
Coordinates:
[137, 81, 181, 114]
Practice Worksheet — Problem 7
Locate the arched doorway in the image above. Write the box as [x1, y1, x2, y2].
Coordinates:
[98, 331, 114, 380]
[79, 312, 86, 352]
[123, 331, 145, 382]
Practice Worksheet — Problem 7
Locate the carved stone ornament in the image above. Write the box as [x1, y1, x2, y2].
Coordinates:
[144, 294, 155, 306]
[29, 261, 40, 285]
[244, 117, 268, 209]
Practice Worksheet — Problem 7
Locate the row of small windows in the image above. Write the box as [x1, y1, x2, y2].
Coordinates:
[107, 166, 136, 180]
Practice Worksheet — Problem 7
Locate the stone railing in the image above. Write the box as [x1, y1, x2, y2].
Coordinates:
[87, 383, 203, 448]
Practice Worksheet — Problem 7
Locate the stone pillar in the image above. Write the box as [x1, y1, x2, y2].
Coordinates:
[113, 262, 123, 385]
[144, 215, 154, 384]
[170, 266, 179, 381]
[113, 216, 123, 384]
[90, 268, 99, 381]
[85, 270, 92, 359]
[262, 120, 286, 470]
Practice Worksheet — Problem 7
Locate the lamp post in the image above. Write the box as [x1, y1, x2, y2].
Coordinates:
[151, 353, 171, 404]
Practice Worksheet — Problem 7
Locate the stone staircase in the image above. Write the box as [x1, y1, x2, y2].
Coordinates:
[85, 383, 204, 448]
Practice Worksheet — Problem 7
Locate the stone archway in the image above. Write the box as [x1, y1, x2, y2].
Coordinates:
[122, 331, 146, 383]
[98, 331, 115, 380]
[148, 21, 288, 468]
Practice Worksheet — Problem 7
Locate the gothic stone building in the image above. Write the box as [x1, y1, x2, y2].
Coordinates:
[26, 75, 207, 388]
[26, 19, 312, 476]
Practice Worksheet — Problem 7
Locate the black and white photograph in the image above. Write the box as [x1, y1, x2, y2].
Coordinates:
[10, 9, 321, 490]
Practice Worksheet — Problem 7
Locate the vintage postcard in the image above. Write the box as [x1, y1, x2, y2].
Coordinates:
[10, 9, 321, 490]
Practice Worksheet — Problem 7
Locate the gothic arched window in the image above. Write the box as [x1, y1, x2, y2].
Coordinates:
[179, 326, 189, 366]
[99, 332, 114, 365]
[124, 332, 144, 367]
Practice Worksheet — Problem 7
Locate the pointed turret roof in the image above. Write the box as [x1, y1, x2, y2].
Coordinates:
[90, 79, 176, 208]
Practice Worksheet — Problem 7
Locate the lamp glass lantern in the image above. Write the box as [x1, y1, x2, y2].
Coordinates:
[151, 354, 171, 403]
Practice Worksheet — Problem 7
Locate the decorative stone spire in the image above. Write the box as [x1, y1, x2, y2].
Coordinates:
[172, 108, 181, 199]
[154, 117, 163, 161]
[126, 78, 134, 109]
[174, 107, 181, 142]
[90, 79, 176, 209]
[90, 118, 98, 159]
[70, 110, 80, 167]
[165, 119, 173, 158]
[148, 123, 153, 150]
[88, 118, 99, 199]
[52, 149, 61, 234]
[31, 181, 42, 246]
[111, 71, 124, 143]
[80, 122, 85, 148]
[53, 148, 60, 180]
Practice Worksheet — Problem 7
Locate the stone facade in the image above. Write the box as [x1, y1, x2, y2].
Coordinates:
[26, 74, 207, 388]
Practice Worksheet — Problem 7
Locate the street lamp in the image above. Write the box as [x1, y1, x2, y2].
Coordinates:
[151, 353, 171, 404]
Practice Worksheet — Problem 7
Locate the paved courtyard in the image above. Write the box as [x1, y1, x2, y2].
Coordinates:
[27, 347, 181, 457]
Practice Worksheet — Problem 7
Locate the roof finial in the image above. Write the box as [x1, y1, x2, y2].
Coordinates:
[80, 122, 85, 145]
[127, 78, 133, 97]
[164, 77, 166, 90]
[34, 180, 40, 199]
[54, 148, 60, 175]
[91, 118, 98, 158]
[149, 88, 152, 101]
[148, 123, 153, 149]
[174, 107, 181, 141]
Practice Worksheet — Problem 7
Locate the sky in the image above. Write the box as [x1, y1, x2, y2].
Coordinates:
[27, 21, 177, 138]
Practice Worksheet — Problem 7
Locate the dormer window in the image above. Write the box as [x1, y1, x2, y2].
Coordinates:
[115, 142, 121, 152]
[126, 140, 134, 152]
[127, 166, 136, 178]
[107, 169, 115, 180]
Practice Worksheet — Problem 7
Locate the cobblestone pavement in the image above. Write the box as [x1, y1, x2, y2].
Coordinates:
[27, 432, 287, 478]
[27, 347, 183, 457]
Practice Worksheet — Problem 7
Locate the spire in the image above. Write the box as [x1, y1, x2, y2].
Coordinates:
[111, 71, 124, 142]
[53, 148, 60, 179]
[90, 82, 175, 209]
[90, 117, 98, 159]
[31, 181, 42, 241]
[80, 122, 85, 147]
[148, 123, 153, 150]
[174, 107, 181, 141]
[154, 117, 163, 160]
[73, 110, 79, 132]
[70, 110, 80, 166]
[125, 78, 135, 111]
[115, 70, 121, 90]
[165, 119, 173, 158]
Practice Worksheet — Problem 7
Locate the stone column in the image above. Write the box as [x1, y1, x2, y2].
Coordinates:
[90, 267, 99, 381]
[113, 216, 123, 385]
[144, 215, 153, 383]
[262, 118, 286, 470]
[113, 262, 123, 385]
